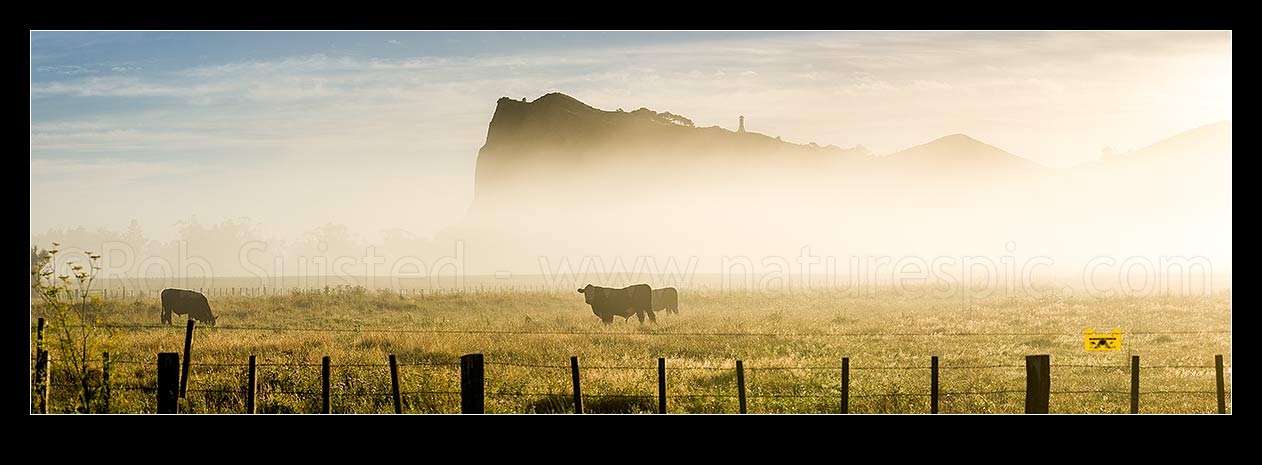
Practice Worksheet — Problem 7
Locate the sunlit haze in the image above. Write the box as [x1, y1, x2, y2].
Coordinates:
[30, 30, 1231, 285]
[27, 30, 1235, 415]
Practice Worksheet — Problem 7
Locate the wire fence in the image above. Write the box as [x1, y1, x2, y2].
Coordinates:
[32, 351, 1232, 414]
[29, 323, 1233, 338]
[29, 315, 1230, 414]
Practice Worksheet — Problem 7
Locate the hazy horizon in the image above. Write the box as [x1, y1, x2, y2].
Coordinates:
[26, 31, 1234, 416]
[32, 31, 1231, 246]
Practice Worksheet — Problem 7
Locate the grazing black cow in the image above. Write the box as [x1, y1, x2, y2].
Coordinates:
[160, 288, 218, 326]
[651, 287, 679, 315]
[577, 284, 655, 324]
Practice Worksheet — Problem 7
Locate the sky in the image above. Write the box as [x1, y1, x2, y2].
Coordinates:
[30, 31, 1232, 243]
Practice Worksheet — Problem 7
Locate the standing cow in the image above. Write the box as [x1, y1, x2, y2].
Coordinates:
[578, 284, 655, 324]
[160, 288, 218, 326]
[651, 287, 679, 315]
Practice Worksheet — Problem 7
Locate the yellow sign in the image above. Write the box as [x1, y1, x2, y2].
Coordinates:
[1084, 328, 1122, 351]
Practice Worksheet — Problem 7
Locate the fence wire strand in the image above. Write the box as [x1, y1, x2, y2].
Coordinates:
[31, 324, 1232, 338]
[485, 361, 569, 369]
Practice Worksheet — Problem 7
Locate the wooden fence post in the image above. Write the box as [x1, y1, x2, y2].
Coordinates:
[102, 352, 111, 414]
[658, 357, 667, 414]
[461, 354, 484, 414]
[179, 319, 194, 399]
[247, 355, 256, 414]
[736, 360, 747, 414]
[34, 349, 48, 414]
[1216, 354, 1226, 414]
[322, 356, 331, 414]
[158, 353, 179, 414]
[33, 318, 48, 414]
[1130, 355, 1140, 414]
[931, 356, 939, 414]
[389, 354, 402, 414]
[570, 356, 583, 414]
[1025, 355, 1050, 414]
[841, 357, 849, 414]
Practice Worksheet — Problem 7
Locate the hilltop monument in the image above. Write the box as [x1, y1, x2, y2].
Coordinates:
[738, 115, 746, 133]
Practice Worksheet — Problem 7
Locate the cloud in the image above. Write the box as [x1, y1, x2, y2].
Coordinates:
[909, 79, 951, 90]
[30, 76, 213, 98]
[35, 64, 97, 75]
[28, 31, 1231, 240]
[30, 157, 199, 188]
[28, 32, 1229, 149]
[387, 39, 401, 45]
[28, 113, 293, 157]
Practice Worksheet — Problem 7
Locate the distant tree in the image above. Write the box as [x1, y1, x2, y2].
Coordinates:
[30, 246, 50, 297]
[125, 219, 144, 243]
[658, 112, 695, 128]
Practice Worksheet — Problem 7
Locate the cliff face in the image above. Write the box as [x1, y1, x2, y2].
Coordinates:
[440, 93, 1229, 274]
[471, 93, 870, 212]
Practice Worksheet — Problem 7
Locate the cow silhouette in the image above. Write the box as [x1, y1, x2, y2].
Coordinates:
[651, 287, 679, 315]
[160, 288, 218, 326]
[578, 284, 654, 324]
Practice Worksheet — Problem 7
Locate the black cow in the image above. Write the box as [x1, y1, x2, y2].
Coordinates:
[160, 288, 218, 326]
[651, 287, 679, 315]
[578, 284, 655, 324]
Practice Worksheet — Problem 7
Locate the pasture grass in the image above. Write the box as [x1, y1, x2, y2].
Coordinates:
[30, 287, 1231, 414]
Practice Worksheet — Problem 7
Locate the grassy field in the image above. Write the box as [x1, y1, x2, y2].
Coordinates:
[30, 286, 1232, 414]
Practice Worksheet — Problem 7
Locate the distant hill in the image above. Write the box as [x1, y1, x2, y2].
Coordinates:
[1072, 120, 1231, 190]
[469, 93, 1229, 208]
[1077, 121, 1230, 172]
[1131, 120, 1231, 162]
[472, 92, 870, 211]
[883, 133, 1046, 176]
[437, 93, 1229, 274]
